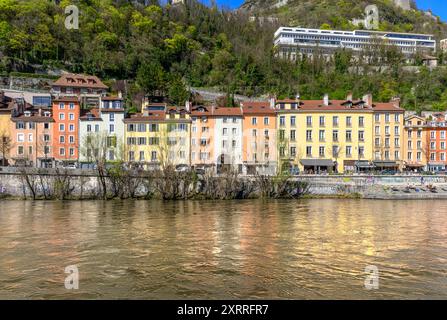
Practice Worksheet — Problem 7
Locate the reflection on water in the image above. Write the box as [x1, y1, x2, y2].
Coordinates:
[1, 199, 447, 299]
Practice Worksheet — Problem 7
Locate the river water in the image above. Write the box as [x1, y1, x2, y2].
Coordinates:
[1, 199, 447, 299]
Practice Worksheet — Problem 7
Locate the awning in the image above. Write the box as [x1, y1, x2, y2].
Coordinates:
[405, 163, 425, 168]
[301, 159, 335, 167]
[373, 161, 398, 168]
[355, 161, 375, 169]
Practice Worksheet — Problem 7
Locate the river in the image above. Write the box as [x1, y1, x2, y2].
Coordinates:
[1, 199, 447, 299]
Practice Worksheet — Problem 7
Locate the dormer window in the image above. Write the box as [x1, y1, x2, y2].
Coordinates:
[44, 111, 51, 117]
[24, 111, 31, 117]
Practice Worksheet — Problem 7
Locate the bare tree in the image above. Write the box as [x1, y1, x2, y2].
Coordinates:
[0, 131, 13, 166]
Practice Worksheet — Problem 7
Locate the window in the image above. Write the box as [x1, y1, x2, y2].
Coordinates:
[87, 125, 92, 132]
[264, 117, 269, 125]
[332, 146, 339, 157]
[128, 151, 135, 161]
[430, 153, 436, 161]
[333, 130, 338, 142]
[149, 124, 159, 132]
[385, 126, 390, 135]
[306, 116, 312, 127]
[69, 148, 75, 156]
[385, 113, 390, 123]
[44, 123, 50, 130]
[290, 147, 296, 157]
[346, 116, 352, 127]
[359, 117, 364, 127]
[395, 114, 400, 123]
[252, 117, 257, 125]
[290, 130, 296, 141]
[441, 131, 446, 140]
[18, 146, 24, 155]
[280, 116, 285, 126]
[232, 140, 236, 148]
[44, 134, 50, 142]
[138, 124, 146, 132]
[346, 130, 352, 142]
[385, 150, 390, 160]
[375, 114, 380, 122]
[358, 131, 364, 142]
[306, 130, 312, 142]
[385, 138, 390, 148]
[394, 126, 400, 136]
[17, 133, 25, 142]
[431, 131, 436, 139]
[375, 126, 380, 135]
[60, 148, 65, 156]
[291, 116, 296, 126]
[394, 151, 400, 160]
[306, 146, 312, 157]
[138, 137, 146, 145]
[59, 124, 65, 132]
[279, 130, 285, 141]
[359, 147, 365, 158]
[69, 103, 75, 110]
[59, 136, 65, 143]
[395, 138, 400, 147]
[441, 153, 446, 161]
[232, 128, 237, 135]
[109, 113, 115, 122]
[264, 129, 269, 137]
[59, 103, 65, 110]
[139, 151, 145, 161]
[127, 124, 135, 132]
[179, 124, 187, 131]
[59, 113, 65, 120]
[333, 116, 339, 127]
[28, 133, 33, 142]
[319, 130, 325, 142]
[407, 152, 412, 160]
[70, 124, 75, 132]
[442, 142, 446, 150]
[417, 130, 422, 139]
[319, 146, 325, 157]
[109, 124, 115, 133]
[69, 113, 75, 121]
[94, 125, 99, 132]
[319, 116, 325, 127]
[417, 152, 421, 161]
[346, 146, 352, 157]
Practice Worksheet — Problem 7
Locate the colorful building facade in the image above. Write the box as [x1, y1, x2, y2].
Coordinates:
[52, 97, 81, 166]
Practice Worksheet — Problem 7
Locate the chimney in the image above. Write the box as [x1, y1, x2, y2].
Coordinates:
[346, 91, 353, 101]
[118, 91, 123, 99]
[269, 95, 276, 109]
[363, 93, 373, 107]
[323, 94, 329, 106]
[185, 100, 191, 112]
[391, 96, 401, 108]
[38, 108, 42, 116]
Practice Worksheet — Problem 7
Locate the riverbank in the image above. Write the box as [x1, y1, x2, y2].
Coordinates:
[2, 169, 447, 200]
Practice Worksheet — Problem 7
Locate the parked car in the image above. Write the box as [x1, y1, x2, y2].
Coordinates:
[175, 164, 190, 172]
[63, 164, 77, 170]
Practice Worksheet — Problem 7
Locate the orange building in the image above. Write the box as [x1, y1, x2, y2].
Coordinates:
[10, 108, 54, 167]
[52, 97, 81, 166]
[426, 114, 447, 172]
[190, 105, 215, 169]
[241, 101, 277, 175]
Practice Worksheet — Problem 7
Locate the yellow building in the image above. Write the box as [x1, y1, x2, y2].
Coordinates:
[275, 94, 375, 174]
[0, 92, 14, 165]
[371, 97, 405, 171]
[123, 103, 191, 169]
[403, 115, 428, 172]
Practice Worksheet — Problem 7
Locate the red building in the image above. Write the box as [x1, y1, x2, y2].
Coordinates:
[52, 97, 81, 166]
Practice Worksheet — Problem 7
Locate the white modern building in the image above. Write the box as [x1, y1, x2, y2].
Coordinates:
[79, 96, 125, 164]
[274, 27, 436, 61]
[213, 107, 244, 173]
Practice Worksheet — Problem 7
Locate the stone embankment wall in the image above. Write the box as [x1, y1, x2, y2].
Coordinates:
[1, 168, 447, 200]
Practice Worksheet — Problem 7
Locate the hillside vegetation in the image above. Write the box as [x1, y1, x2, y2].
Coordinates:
[0, 0, 446, 111]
